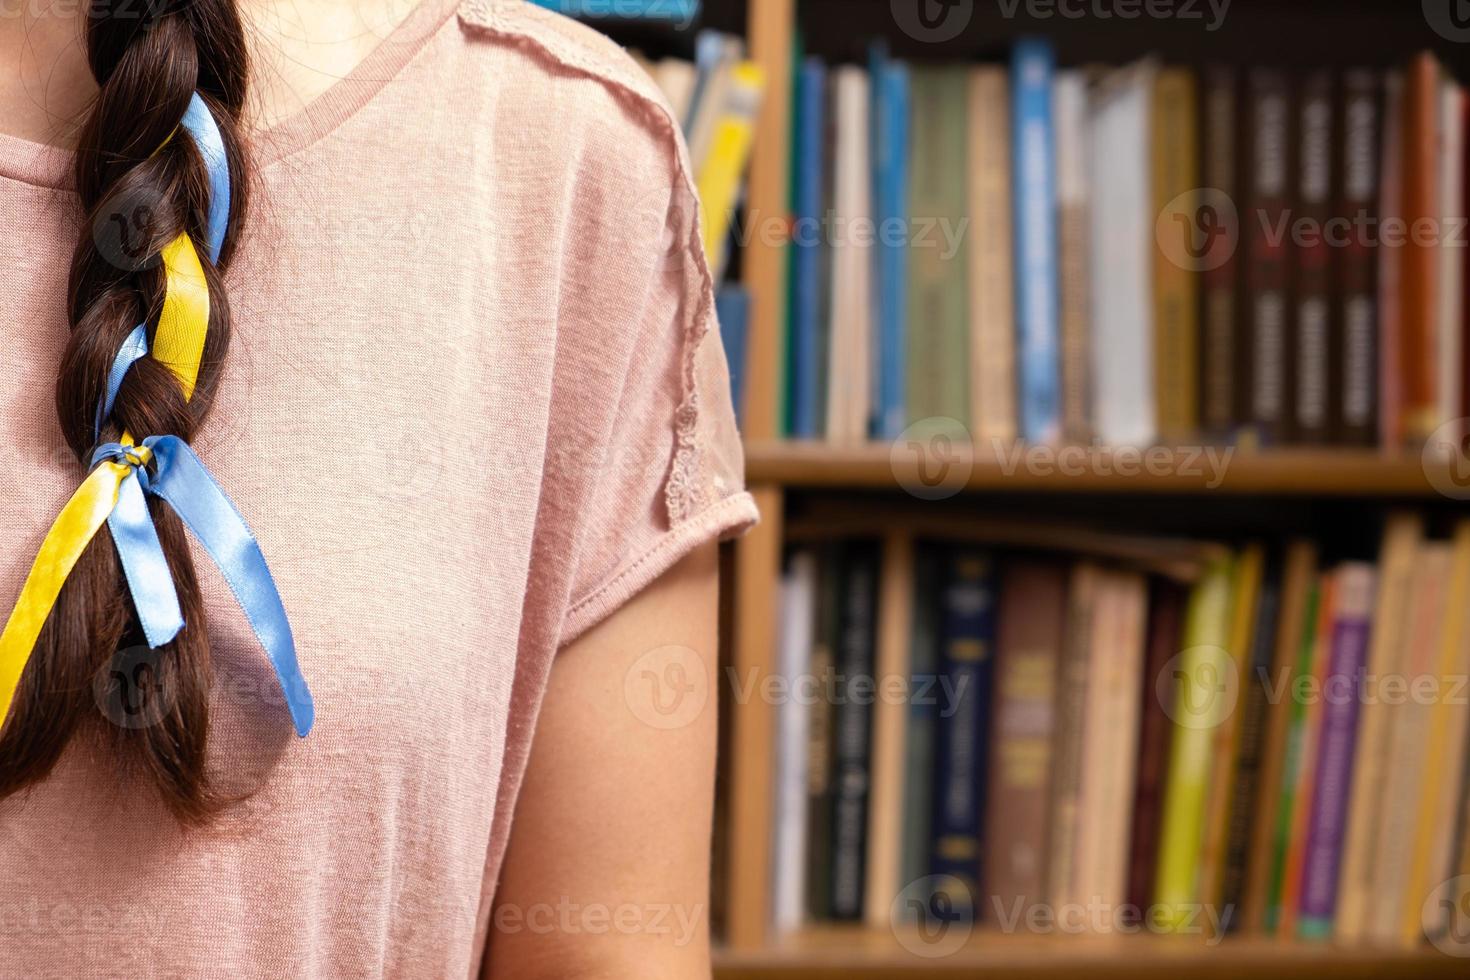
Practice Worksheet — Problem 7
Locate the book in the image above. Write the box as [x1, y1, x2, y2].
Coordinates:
[805, 545, 841, 921]
[652, 58, 699, 127]
[1335, 514, 1423, 941]
[968, 67, 1017, 445]
[1378, 72, 1407, 450]
[906, 67, 972, 427]
[1047, 562, 1101, 908]
[1011, 38, 1062, 445]
[1074, 569, 1149, 920]
[696, 60, 765, 282]
[899, 544, 943, 911]
[1241, 68, 1294, 446]
[1199, 65, 1240, 440]
[1197, 544, 1265, 928]
[1436, 75, 1466, 446]
[1127, 579, 1188, 911]
[870, 45, 912, 440]
[1242, 539, 1319, 932]
[1055, 70, 1092, 443]
[1337, 70, 1382, 446]
[1152, 68, 1200, 443]
[688, 32, 746, 179]
[1399, 522, 1470, 945]
[1292, 70, 1336, 445]
[789, 57, 829, 439]
[1089, 63, 1157, 447]
[1154, 556, 1235, 931]
[826, 67, 874, 445]
[716, 284, 751, 427]
[1399, 53, 1443, 444]
[983, 561, 1066, 916]
[773, 550, 818, 934]
[864, 533, 914, 928]
[1367, 543, 1454, 945]
[929, 550, 998, 918]
[1298, 563, 1376, 939]
[829, 542, 881, 920]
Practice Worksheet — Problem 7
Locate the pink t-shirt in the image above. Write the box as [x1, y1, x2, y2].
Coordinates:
[0, 1, 757, 975]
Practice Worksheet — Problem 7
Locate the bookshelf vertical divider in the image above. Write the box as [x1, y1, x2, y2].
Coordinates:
[726, 0, 795, 952]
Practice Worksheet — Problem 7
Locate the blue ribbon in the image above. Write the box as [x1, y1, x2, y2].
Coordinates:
[95, 93, 231, 444]
[90, 438, 315, 738]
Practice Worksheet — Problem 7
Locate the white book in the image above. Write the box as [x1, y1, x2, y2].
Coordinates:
[1437, 77, 1465, 440]
[827, 67, 873, 445]
[771, 551, 816, 935]
[653, 58, 699, 127]
[1088, 63, 1157, 447]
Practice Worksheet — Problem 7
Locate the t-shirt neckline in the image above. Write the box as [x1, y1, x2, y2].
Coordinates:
[0, 0, 462, 190]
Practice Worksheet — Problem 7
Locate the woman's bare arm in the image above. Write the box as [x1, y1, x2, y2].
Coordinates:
[483, 543, 720, 979]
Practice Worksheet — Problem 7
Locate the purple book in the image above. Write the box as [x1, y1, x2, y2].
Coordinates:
[1298, 564, 1377, 937]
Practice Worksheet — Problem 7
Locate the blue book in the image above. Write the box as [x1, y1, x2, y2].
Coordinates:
[928, 550, 997, 916]
[528, 0, 700, 23]
[715, 284, 750, 427]
[1010, 39, 1061, 444]
[789, 58, 829, 439]
[870, 45, 911, 440]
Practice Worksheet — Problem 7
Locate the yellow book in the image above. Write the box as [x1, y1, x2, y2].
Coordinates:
[1153, 556, 1235, 930]
[1151, 68, 1200, 441]
[695, 62, 765, 281]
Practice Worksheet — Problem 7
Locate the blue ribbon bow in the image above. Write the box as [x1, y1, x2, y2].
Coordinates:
[90, 438, 315, 737]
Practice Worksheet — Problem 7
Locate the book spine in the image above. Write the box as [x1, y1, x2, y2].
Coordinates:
[899, 544, 942, 903]
[1293, 70, 1336, 445]
[1127, 580, 1186, 910]
[1337, 71, 1381, 447]
[1241, 68, 1294, 446]
[1055, 71, 1091, 443]
[1153, 69, 1201, 443]
[715, 284, 751, 427]
[1011, 38, 1061, 444]
[870, 47, 910, 440]
[968, 68, 1017, 444]
[1048, 563, 1098, 906]
[1378, 72, 1406, 449]
[790, 58, 827, 439]
[1199, 65, 1239, 440]
[928, 550, 997, 917]
[805, 545, 840, 921]
[1299, 565, 1376, 938]
[773, 551, 817, 934]
[984, 562, 1064, 915]
[1400, 54, 1441, 444]
[828, 542, 880, 920]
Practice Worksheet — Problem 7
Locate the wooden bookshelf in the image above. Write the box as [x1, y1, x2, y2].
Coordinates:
[715, 0, 1470, 972]
[714, 929, 1466, 979]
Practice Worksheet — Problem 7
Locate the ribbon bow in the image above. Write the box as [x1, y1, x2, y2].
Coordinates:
[0, 93, 314, 738]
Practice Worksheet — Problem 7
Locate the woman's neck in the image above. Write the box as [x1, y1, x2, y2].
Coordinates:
[0, 0, 421, 148]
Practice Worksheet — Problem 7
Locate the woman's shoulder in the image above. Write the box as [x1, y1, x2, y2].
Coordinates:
[450, 0, 686, 173]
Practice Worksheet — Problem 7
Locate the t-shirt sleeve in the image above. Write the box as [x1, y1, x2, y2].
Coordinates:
[543, 82, 759, 647]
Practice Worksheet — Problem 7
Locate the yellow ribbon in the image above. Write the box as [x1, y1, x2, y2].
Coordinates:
[0, 230, 208, 732]
[0, 451, 151, 724]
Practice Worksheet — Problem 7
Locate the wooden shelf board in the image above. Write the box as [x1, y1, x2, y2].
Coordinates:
[745, 441, 1457, 497]
[713, 928, 1466, 979]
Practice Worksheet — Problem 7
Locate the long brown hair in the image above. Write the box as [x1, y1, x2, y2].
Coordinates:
[0, 0, 252, 823]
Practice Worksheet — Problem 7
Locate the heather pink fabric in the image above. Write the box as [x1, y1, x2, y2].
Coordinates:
[0, 1, 756, 975]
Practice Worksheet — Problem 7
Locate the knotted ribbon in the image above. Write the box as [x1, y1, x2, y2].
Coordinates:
[0, 93, 314, 737]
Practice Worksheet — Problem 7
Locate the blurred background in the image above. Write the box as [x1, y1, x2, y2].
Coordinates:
[539, 0, 1470, 976]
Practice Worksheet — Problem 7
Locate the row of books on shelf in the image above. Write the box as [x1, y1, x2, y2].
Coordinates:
[772, 517, 1470, 948]
[778, 39, 1470, 454]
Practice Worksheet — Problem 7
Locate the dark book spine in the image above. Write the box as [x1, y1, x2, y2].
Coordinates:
[1241, 68, 1295, 445]
[805, 545, 841, 921]
[928, 550, 997, 918]
[1200, 65, 1240, 440]
[1336, 71, 1381, 446]
[1293, 71, 1336, 445]
[828, 542, 880, 920]
[1126, 579, 1186, 910]
[1221, 558, 1284, 930]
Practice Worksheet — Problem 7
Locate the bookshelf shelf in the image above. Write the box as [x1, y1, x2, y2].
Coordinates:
[746, 441, 1456, 498]
[713, 931, 1466, 980]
